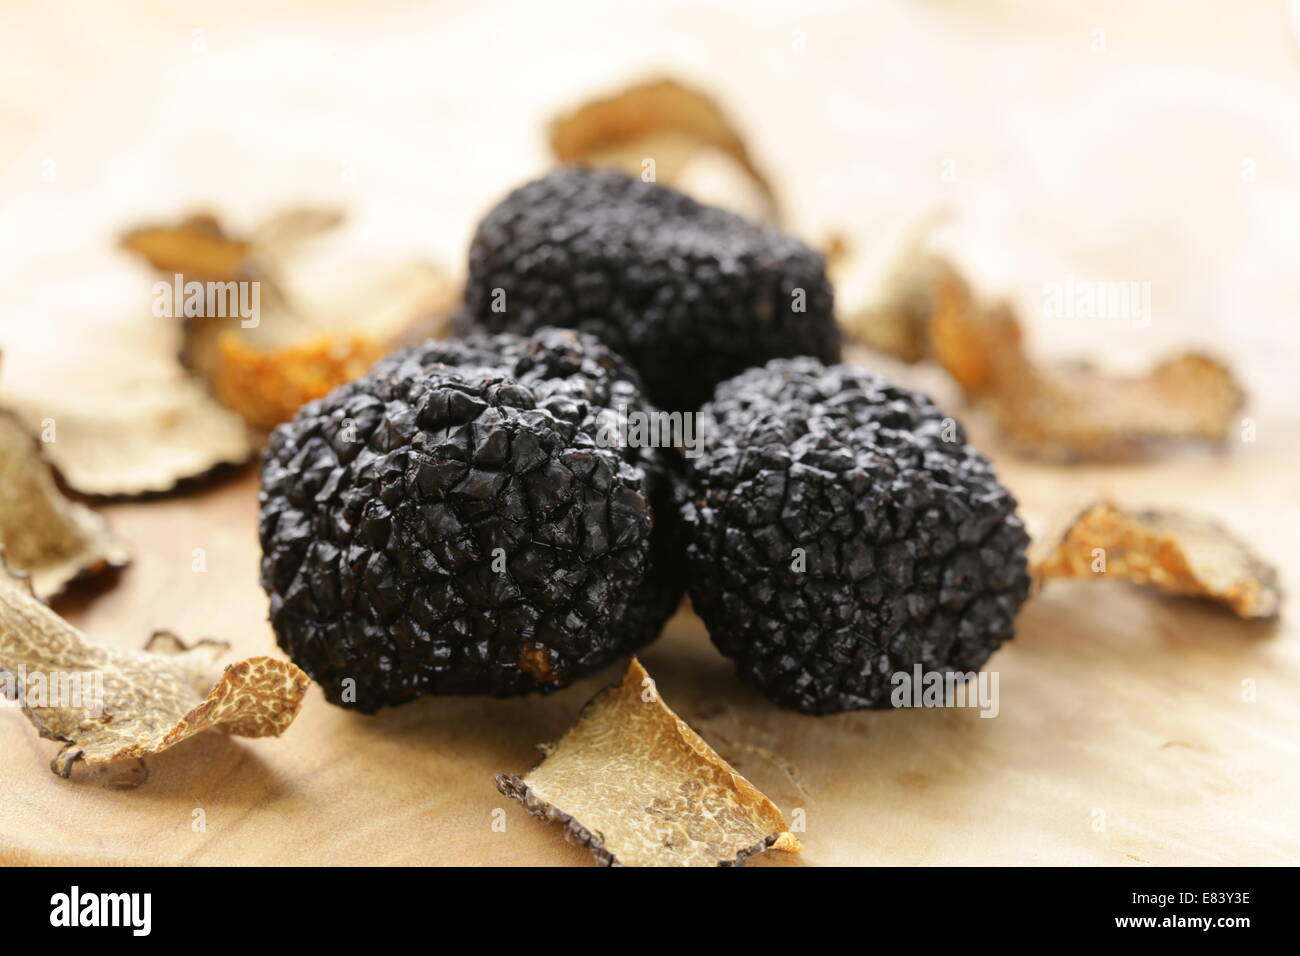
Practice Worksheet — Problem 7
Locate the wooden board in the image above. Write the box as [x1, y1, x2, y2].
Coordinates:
[1, 0, 1298, 866]
[2, 365, 1296, 867]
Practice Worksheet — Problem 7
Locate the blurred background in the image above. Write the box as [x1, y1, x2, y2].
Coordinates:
[2, 0, 1298, 420]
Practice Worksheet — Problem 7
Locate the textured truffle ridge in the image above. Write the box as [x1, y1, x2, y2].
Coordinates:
[461, 166, 840, 411]
[259, 328, 683, 712]
[681, 357, 1031, 714]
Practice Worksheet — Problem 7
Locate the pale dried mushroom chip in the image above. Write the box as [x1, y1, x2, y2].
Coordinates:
[1031, 501, 1281, 619]
[496, 658, 801, 867]
[551, 76, 781, 221]
[0, 375, 255, 496]
[248, 206, 347, 265]
[121, 212, 253, 283]
[0, 413, 129, 597]
[841, 246, 1245, 461]
[188, 259, 454, 428]
[124, 207, 453, 428]
[121, 205, 342, 379]
[121, 206, 343, 283]
[271, 257, 457, 360]
[211, 332, 388, 431]
[837, 241, 945, 364]
[0, 567, 309, 779]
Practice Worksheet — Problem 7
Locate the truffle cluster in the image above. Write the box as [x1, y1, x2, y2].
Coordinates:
[460, 166, 840, 411]
[261, 169, 1030, 716]
[260, 328, 682, 711]
[680, 358, 1031, 714]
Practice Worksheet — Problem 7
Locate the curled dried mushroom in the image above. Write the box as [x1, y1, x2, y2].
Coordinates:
[0, 412, 129, 597]
[497, 658, 801, 867]
[122, 207, 454, 429]
[1031, 501, 1281, 619]
[839, 244, 1245, 462]
[0, 564, 309, 780]
[551, 76, 780, 222]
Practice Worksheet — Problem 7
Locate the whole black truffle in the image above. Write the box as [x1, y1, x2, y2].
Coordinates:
[680, 358, 1031, 714]
[460, 166, 840, 411]
[259, 328, 683, 712]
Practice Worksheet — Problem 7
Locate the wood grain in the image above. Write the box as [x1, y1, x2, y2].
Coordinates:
[1, 346, 1295, 866]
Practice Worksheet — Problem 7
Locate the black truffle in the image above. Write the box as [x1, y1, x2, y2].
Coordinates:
[259, 328, 683, 712]
[460, 166, 840, 411]
[680, 358, 1031, 714]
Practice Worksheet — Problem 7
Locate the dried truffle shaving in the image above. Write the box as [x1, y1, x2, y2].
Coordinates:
[0, 566, 309, 778]
[835, 239, 944, 364]
[249, 206, 346, 265]
[121, 206, 343, 283]
[841, 248, 1245, 461]
[550, 77, 780, 221]
[0, 412, 129, 597]
[121, 213, 253, 282]
[180, 258, 452, 396]
[124, 207, 453, 428]
[0, 376, 255, 497]
[1031, 501, 1281, 619]
[496, 658, 800, 867]
[212, 331, 388, 430]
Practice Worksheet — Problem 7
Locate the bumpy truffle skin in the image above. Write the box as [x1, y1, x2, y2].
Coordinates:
[681, 358, 1031, 715]
[259, 328, 683, 712]
[460, 166, 840, 411]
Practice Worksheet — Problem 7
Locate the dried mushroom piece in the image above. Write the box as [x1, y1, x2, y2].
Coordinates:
[193, 259, 455, 428]
[0, 566, 309, 779]
[1031, 501, 1281, 619]
[121, 213, 253, 283]
[0, 413, 129, 597]
[0, 376, 255, 497]
[551, 77, 780, 221]
[123, 207, 454, 429]
[211, 332, 388, 431]
[121, 206, 343, 284]
[122, 205, 343, 381]
[840, 247, 1245, 461]
[496, 658, 801, 867]
[834, 234, 943, 364]
[249, 206, 347, 266]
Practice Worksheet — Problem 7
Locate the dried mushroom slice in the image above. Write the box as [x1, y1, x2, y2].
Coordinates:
[497, 658, 801, 867]
[0, 412, 129, 597]
[122, 207, 453, 429]
[550, 77, 780, 221]
[1031, 501, 1281, 619]
[980, 350, 1244, 462]
[121, 206, 343, 283]
[0, 567, 309, 779]
[211, 332, 388, 432]
[193, 259, 454, 428]
[835, 238, 946, 364]
[121, 213, 253, 283]
[840, 246, 1245, 461]
[249, 206, 347, 266]
[122, 205, 343, 381]
[0, 376, 255, 497]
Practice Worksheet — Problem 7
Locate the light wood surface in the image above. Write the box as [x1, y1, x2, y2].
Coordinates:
[1, 0, 1297, 866]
